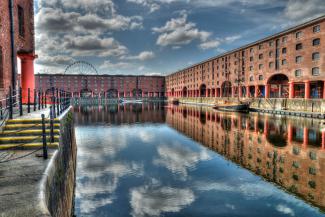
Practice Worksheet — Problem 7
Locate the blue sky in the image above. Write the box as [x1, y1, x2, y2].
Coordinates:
[34, 0, 325, 75]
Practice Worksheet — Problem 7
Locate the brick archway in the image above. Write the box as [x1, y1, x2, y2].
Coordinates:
[267, 74, 289, 98]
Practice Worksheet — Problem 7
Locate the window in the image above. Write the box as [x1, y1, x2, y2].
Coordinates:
[269, 41, 274, 46]
[258, 44, 263, 50]
[282, 47, 287, 54]
[269, 51, 273, 57]
[250, 76, 254, 81]
[313, 38, 320, 46]
[250, 48, 254, 53]
[259, 64, 263, 69]
[18, 5, 24, 37]
[282, 59, 287, 65]
[296, 31, 302, 39]
[259, 75, 263, 80]
[313, 25, 320, 33]
[249, 66, 253, 71]
[250, 56, 253, 62]
[296, 56, 303, 63]
[296, 43, 303, 50]
[259, 54, 263, 59]
[295, 69, 302, 77]
[282, 36, 287, 43]
[312, 67, 320, 76]
[269, 62, 274, 68]
[312, 52, 320, 61]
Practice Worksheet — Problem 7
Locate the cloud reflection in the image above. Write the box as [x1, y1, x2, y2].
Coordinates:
[153, 144, 211, 180]
[130, 185, 195, 217]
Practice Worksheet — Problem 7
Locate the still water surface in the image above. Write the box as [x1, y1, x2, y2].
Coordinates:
[74, 103, 325, 217]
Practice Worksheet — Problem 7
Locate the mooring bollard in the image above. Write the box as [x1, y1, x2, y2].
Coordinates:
[41, 114, 48, 159]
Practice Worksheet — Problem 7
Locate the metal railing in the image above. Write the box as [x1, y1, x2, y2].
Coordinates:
[0, 87, 72, 163]
[0, 87, 72, 127]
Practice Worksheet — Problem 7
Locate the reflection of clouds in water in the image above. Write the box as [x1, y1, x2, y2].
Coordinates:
[153, 144, 211, 180]
[76, 161, 144, 214]
[276, 204, 295, 216]
[76, 127, 129, 159]
[196, 181, 274, 199]
[130, 185, 195, 217]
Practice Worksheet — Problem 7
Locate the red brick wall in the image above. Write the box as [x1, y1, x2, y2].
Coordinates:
[0, 0, 34, 98]
[35, 74, 166, 97]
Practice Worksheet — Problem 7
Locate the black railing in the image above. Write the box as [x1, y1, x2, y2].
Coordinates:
[0, 86, 72, 127]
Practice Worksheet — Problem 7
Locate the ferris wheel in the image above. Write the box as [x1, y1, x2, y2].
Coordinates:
[64, 61, 98, 75]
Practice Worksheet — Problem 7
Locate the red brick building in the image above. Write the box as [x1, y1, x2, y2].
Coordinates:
[35, 74, 165, 98]
[0, 0, 36, 99]
[166, 16, 325, 100]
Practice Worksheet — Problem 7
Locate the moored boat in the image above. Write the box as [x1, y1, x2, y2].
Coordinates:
[213, 102, 249, 112]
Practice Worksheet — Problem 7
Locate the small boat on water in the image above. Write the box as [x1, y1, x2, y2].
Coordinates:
[172, 98, 179, 105]
[213, 101, 249, 112]
[119, 99, 143, 104]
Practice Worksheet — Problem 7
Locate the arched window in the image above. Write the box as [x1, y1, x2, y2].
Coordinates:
[249, 76, 254, 82]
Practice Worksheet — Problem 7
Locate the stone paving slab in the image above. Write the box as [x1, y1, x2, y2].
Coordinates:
[0, 149, 55, 217]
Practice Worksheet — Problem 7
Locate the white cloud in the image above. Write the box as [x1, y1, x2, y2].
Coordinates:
[127, 0, 161, 13]
[152, 12, 211, 47]
[284, 0, 325, 21]
[199, 40, 221, 50]
[130, 185, 195, 217]
[122, 51, 156, 61]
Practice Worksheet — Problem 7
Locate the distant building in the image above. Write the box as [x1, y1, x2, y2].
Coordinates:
[35, 74, 166, 98]
[0, 0, 36, 99]
[166, 16, 325, 100]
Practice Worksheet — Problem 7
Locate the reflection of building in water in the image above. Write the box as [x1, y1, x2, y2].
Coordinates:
[74, 103, 166, 125]
[166, 105, 325, 210]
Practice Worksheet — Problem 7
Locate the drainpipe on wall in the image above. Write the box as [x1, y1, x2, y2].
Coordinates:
[9, 0, 17, 92]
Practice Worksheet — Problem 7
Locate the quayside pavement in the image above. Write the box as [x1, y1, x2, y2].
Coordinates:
[0, 107, 69, 217]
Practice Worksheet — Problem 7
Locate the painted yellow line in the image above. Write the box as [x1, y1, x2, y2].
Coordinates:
[0, 135, 59, 141]
[0, 143, 59, 149]
[4, 123, 60, 129]
[6, 118, 60, 123]
[0, 129, 60, 134]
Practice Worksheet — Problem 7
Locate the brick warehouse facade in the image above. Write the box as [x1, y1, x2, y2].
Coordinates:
[35, 74, 165, 98]
[0, 0, 36, 99]
[166, 16, 325, 100]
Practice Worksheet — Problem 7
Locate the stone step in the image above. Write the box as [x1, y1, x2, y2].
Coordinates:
[0, 142, 59, 150]
[6, 118, 60, 124]
[0, 135, 59, 144]
[0, 129, 60, 136]
[4, 123, 60, 130]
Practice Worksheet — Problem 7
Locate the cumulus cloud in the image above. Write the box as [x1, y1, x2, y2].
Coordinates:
[35, 0, 144, 73]
[127, 0, 161, 13]
[284, 0, 325, 21]
[130, 185, 195, 217]
[122, 51, 156, 61]
[154, 144, 211, 180]
[199, 40, 221, 50]
[152, 12, 211, 47]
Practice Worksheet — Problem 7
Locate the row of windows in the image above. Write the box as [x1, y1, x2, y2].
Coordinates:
[248, 67, 321, 82]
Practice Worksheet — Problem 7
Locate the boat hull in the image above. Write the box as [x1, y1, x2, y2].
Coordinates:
[213, 104, 249, 112]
